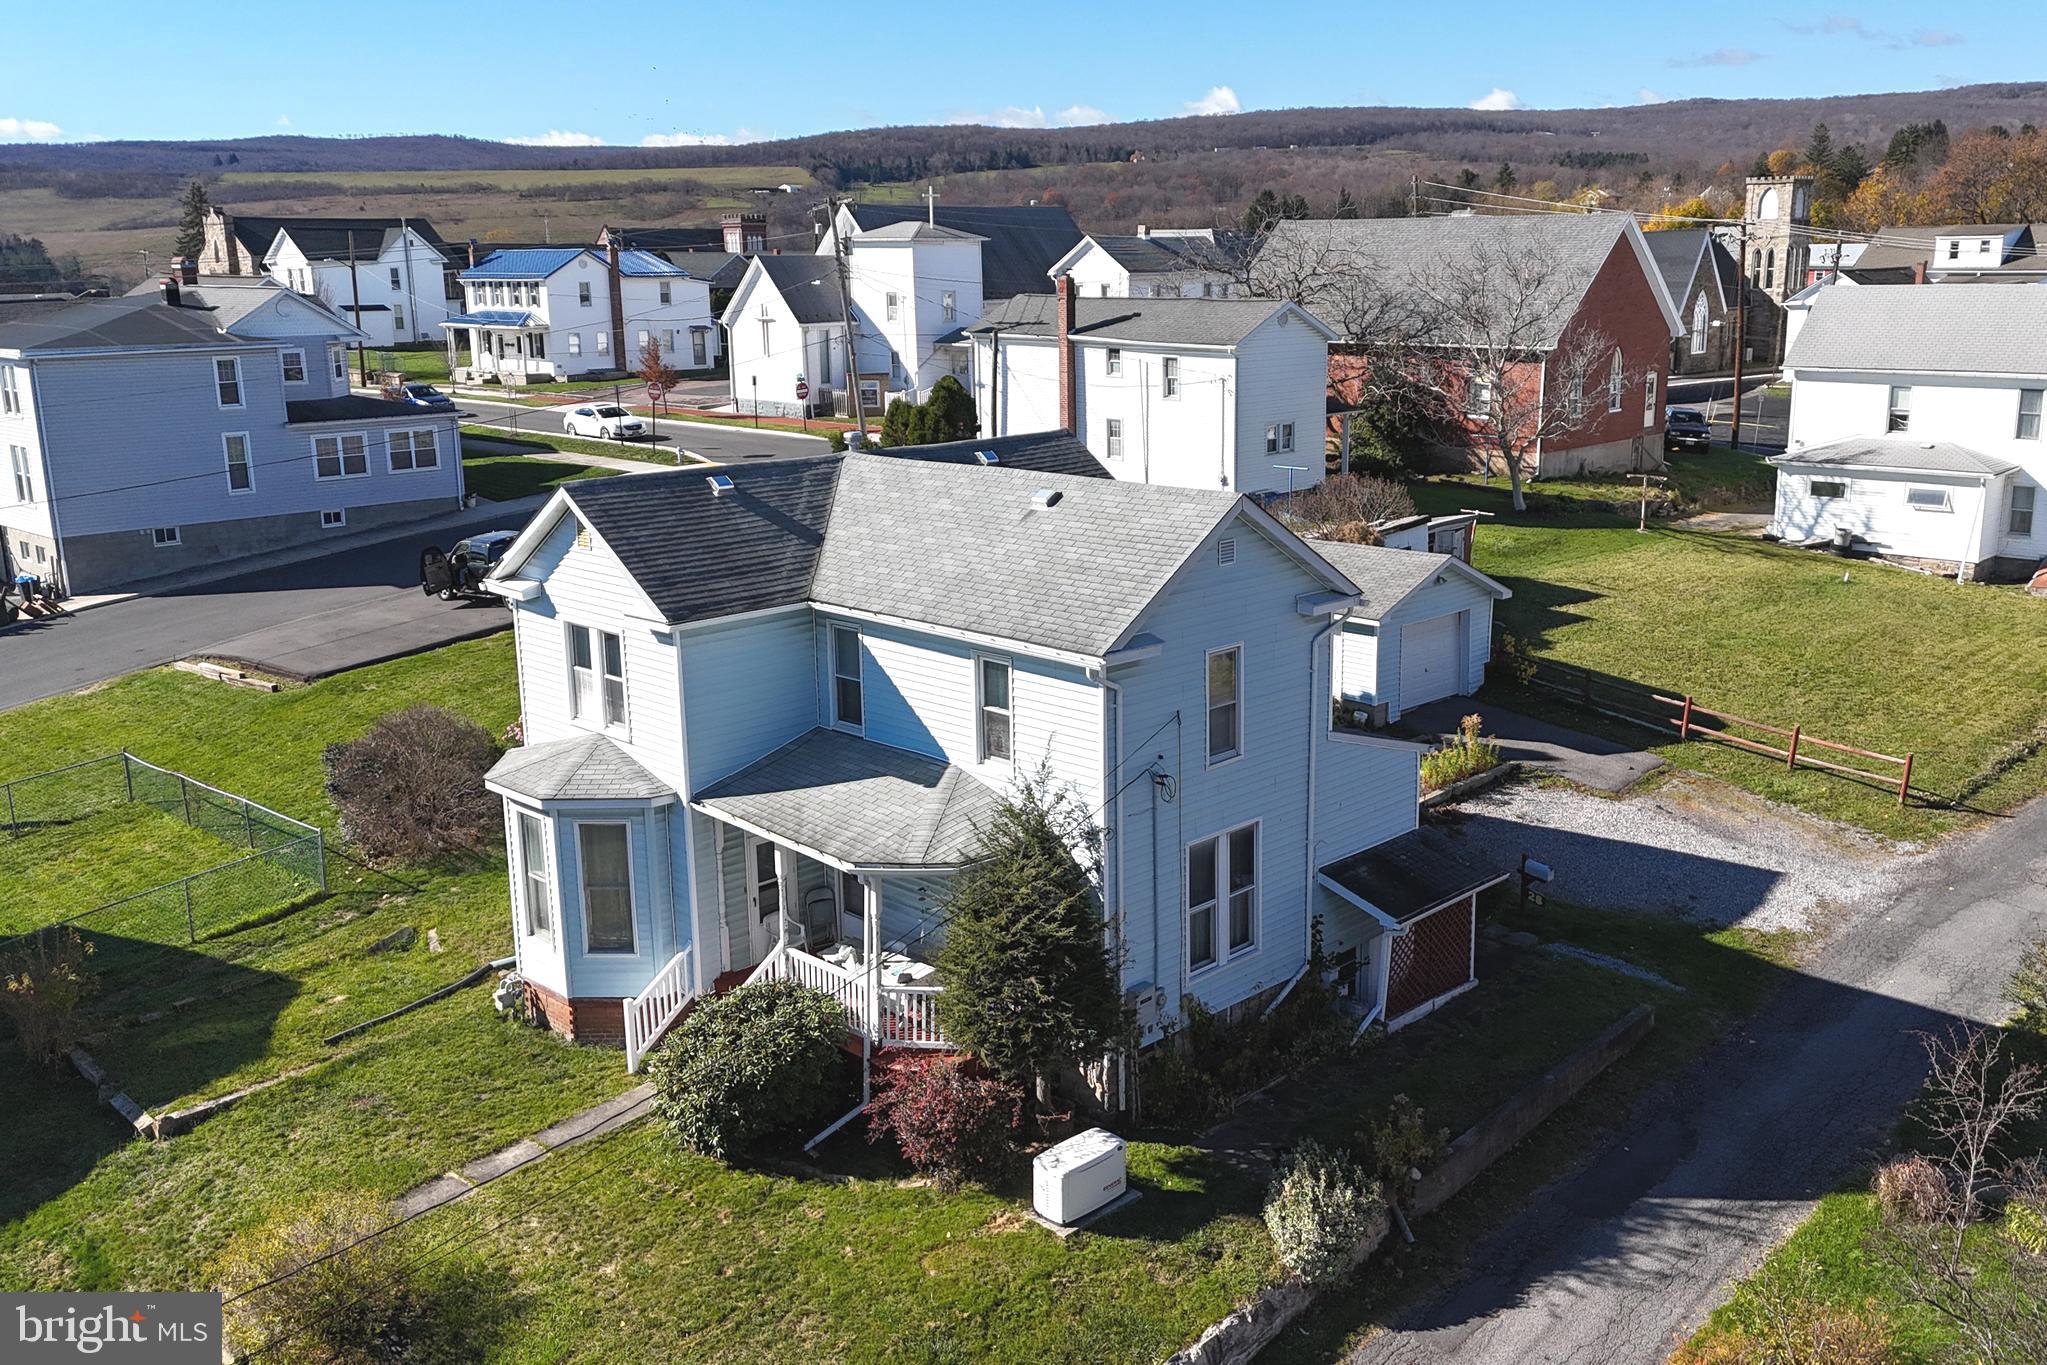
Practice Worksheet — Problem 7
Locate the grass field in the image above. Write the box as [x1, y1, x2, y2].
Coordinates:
[1416, 470, 2047, 837]
[462, 447, 616, 502]
[0, 805, 259, 935]
[217, 166, 815, 192]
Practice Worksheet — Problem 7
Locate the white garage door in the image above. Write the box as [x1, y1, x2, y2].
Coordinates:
[1399, 613, 1463, 709]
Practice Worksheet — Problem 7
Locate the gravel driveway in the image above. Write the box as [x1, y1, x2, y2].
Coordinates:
[1431, 773, 1916, 932]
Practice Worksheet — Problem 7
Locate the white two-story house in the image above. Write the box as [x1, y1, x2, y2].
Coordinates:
[1048, 228, 1244, 300]
[963, 278, 1337, 496]
[1771, 287, 2047, 580]
[444, 247, 716, 385]
[0, 265, 462, 595]
[479, 451, 1510, 1119]
[200, 209, 454, 349]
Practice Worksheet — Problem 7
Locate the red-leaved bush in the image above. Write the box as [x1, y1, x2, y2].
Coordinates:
[867, 1051, 1024, 1190]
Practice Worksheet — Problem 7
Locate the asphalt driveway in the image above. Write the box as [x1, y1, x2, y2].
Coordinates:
[1397, 698, 1663, 794]
[1348, 790, 2042, 1365]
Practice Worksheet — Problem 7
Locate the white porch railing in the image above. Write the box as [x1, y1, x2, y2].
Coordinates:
[624, 947, 696, 1073]
[743, 944, 952, 1049]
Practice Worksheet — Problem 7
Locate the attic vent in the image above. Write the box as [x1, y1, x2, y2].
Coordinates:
[974, 449, 1001, 465]
[1217, 537, 1238, 566]
[706, 473, 736, 497]
[1032, 488, 1062, 509]
[573, 520, 591, 550]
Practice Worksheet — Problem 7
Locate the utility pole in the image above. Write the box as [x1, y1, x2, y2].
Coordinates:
[400, 216, 419, 344]
[828, 195, 869, 443]
[1729, 220, 1748, 450]
[347, 231, 369, 387]
[1409, 174, 1420, 218]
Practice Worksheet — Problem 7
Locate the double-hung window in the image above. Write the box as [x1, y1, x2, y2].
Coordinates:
[389, 266, 402, 291]
[1606, 351, 1623, 413]
[1187, 823, 1258, 971]
[1643, 371, 1658, 429]
[517, 810, 551, 938]
[329, 344, 346, 381]
[1106, 348, 1122, 376]
[1106, 417, 1125, 460]
[215, 356, 243, 409]
[658, 282, 672, 305]
[2011, 485, 2036, 537]
[1206, 645, 1241, 764]
[579, 281, 592, 307]
[280, 348, 306, 384]
[9, 445, 32, 502]
[222, 433, 252, 493]
[942, 290, 956, 322]
[886, 291, 900, 321]
[568, 624, 627, 729]
[313, 432, 368, 479]
[568, 333, 582, 356]
[1887, 386, 1912, 433]
[577, 822, 636, 953]
[831, 624, 864, 728]
[389, 428, 439, 472]
[1465, 376, 1492, 418]
[1265, 422, 1295, 454]
[977, 656, 1012, 763]
[1161, 357, 1181, 399]
[1, 365, 20, 414]
[2019, 389, 2043, 441]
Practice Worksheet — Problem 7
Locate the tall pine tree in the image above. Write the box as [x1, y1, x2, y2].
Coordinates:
[173, 180, 211, 262]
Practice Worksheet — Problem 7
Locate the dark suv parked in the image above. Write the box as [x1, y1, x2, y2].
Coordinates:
[1664, 406, 1711, 452]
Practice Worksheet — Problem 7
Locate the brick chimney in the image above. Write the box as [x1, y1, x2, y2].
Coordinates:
[1912, 260, 1927, 285]
[1056, 274, 1078, 435]
[606, 241, 628, 363]
[174, 256, 197, 285]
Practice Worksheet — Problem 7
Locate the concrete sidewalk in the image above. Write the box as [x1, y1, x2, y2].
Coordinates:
[1396, 697, 1664, 794]
[394, 1083, 655, 1218]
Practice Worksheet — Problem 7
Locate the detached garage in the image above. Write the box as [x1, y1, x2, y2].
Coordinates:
[1312, 540, 1511, 723]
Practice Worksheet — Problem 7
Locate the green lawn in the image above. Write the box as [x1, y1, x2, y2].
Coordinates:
[462, 444, 618, 502]
[367, 347, 454, 384]
[458, 424, 682, 466]
[1417, 474, 2047, 837]
[1437, 444, 1776, 514]
[0, 805, 264, 935]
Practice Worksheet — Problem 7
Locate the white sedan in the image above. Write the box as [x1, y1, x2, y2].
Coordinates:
[563, 404, 646, 441]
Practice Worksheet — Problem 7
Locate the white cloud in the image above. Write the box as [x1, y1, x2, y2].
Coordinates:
[1468, 88, 1526, 111]
[507, 129, 606, 147]
[1636, 88, 1665, 104]
[0, 117, 62, 141]
[275, 115, 291, 128]
[640, 130, 735, 147]
[947, 103, 1113, 129]
[1183, 85, 1242, 117]
[1668, 47, 1761, 67]
[1911, 28, 1964, 47]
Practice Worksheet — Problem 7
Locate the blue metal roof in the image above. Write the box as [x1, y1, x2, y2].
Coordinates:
[441, 310, 542, 328]
[459, 246, 689, 280]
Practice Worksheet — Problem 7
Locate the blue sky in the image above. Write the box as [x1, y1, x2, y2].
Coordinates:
[0, 1, 2019, 145]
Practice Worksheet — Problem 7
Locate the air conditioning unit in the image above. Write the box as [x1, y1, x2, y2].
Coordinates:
[1033, 1128, 1127, 1226]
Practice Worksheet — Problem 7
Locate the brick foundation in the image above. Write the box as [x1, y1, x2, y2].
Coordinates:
[524, 980, 626, 1045]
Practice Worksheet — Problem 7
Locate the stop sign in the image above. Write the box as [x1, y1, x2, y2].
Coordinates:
[795, 376, 810, 400]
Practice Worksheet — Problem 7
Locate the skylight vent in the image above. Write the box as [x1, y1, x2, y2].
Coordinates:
[706, 473, 736, 497]
[1032, 488, 1063, 509]
[974, 449, 1001, 465]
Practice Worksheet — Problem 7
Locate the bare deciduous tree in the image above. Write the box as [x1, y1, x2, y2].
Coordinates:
[1270, 473, 1417, 542]
[1870, 1025, 2047, 1365]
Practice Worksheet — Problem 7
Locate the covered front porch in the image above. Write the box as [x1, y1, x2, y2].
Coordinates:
[442, 312, 562, 384]
[693, 727, 1012, 1057]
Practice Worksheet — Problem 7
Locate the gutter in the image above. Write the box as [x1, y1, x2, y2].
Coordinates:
[1263, 600, 1352, 1018]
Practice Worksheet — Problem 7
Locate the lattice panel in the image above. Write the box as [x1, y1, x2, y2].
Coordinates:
[1386, 897, 1474, 1020]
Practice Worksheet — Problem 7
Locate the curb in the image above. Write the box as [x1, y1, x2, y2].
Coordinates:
[1420, 760, 1521, 809]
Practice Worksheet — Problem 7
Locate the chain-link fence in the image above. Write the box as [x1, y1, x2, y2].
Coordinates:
[1, 752, 326, 947]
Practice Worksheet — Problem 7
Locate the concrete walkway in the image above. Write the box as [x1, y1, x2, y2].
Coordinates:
[1396, 698, 1664, 794]
[394, 1082, 654, 1218]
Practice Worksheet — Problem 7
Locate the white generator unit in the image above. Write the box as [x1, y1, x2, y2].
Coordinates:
[1033, 1127, 1127, 1226]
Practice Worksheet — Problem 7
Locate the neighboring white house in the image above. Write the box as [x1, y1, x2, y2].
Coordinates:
[444, 247, 716, 385]
[0, 265, 462, 595]
[1771, 286, 2047, 580]
[478, 452, 1510, 1107]
[816, 201, 1084, 299]
[1048, 228, 1245, 299]
[962, 278, 1337, 495]
[721, 255, 854, 419]
[200, 210, 454, 349]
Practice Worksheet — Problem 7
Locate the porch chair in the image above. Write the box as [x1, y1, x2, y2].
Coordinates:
[801, 885, 840, 952]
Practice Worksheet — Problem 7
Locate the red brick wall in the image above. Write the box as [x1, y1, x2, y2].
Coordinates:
[1546, 235, 1676, 452]
[525, 980, 626, 1045]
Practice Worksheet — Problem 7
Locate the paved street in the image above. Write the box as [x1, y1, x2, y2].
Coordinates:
[1349, 795, 2047, 1365]
[0, 501, 537, 711]
[1667, 373, 1790, 452]
[453, 395, 834, 464]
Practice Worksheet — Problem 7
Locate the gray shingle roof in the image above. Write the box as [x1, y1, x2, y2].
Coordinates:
[1643, 228, 1735, 306]
[120, 274, 337, 333]
[607, 225, 723, 252]
[856, 221, 985, 243]
[227, 215, 446, 262]
[285, 395, 422, 424]
[693, 727, 1003, 868]
[1321, 826, 1509, 924]
[846, 203, 1082, 298]
[754, 254, 843, 325]
[485, 732, 672, 803]
[1262, 213, 1635, 347]
[560, 456, 843, 626]
[1774, 436, 2020, 478]
[811, 455, 1239, 656]
[1787, 286, 2047, 374]
[658, 250, 747, 290]
[1086, 232, 1247, 275]
[1305, 540, 1478, 618]
[964, 294, 1303, 347]
[877, 429, 1110, 479]
[0, 292, 238, 352]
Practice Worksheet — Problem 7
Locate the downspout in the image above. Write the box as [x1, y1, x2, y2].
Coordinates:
[1264, 607, 1349, 1018]
[1090, 661, 1128, 1115]
[1960, 475, 1991, 584]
